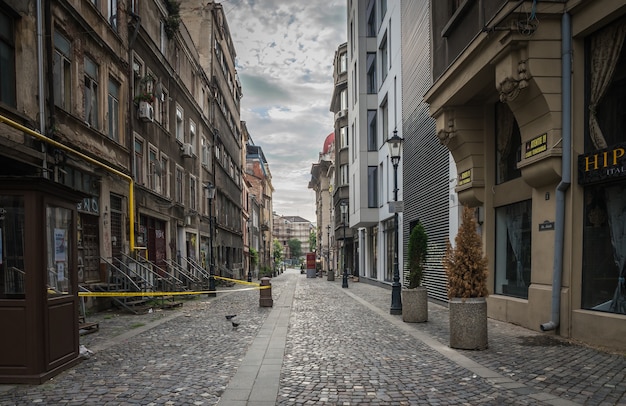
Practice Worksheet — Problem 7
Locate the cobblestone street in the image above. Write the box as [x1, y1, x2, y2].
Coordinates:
[1, 268, 625, 405]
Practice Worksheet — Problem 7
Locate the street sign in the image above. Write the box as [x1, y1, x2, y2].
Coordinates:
[389, 201, 404, 213]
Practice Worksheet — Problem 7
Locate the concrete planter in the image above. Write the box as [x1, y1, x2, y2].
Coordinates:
[402, 287, 428, 323]
[449, 297, 488, 350]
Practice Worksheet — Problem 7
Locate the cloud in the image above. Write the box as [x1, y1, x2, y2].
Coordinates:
[225, 0, 347, 222]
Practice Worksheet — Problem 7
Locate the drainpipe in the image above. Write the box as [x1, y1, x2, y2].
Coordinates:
[37, 0, 47, 177]
[541, 11, 571, 332]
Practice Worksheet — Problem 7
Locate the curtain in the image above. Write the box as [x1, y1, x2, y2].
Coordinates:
[496, 103, 515, 178]
[505, 206, 525, 287]
[588, 21, 626, 149]
[606, 184, 626, 314]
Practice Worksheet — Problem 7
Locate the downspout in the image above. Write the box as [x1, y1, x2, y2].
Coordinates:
[0, 115, 137, 253]
[37, 0, 47, 177]
[541, 11, 571, 332]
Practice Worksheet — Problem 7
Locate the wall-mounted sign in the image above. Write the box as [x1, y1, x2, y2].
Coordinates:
[578, 142, 626, 185]
[539, 221, 555, 231]
[389, 201, 404, 213]
[525, 133, 547, 159]
[77, 197, 99, 215]
[458, 169, 471, 186]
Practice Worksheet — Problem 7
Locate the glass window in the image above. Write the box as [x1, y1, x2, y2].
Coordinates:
[366, 0, 376, 36]
[148, 147, 159, 192]
[370, 226, 377, 279]
[384, 217, 395, 282]
[340, 126, 348, 149]
[46, 205, 73, 296]
[368, 166, 378, 208]
[582, 184, 626, 314]
[340, 88, 348, 111]
[161, 156, 169, 198]
[190, 176, 197, 211]
[367, 110, 377, 151]
[175, 166, 183, 204]
[53, 31, 72, 111]
[381, 100, 388, 142]
[189, 120, 196, 153]
[339, 164, 349, 185]
[495, 200, 532, 299]
[176, 106, 184, 142]
[107, 77, 120, 141]
[367, 53, 376, 94]
[340, 52, 347, 73]
[134, 138, 144, 184]
[108, 0, 118, 31]
[380, 33, 388, 81]
[0, 196, 25, 298]
[0, 9, 16, 107]
[495, 103, 522, 184]
[84, 56, 99, 129]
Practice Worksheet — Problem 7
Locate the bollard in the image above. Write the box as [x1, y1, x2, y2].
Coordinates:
[259, 277, 273, 307]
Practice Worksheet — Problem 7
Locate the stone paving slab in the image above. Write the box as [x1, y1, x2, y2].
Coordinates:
[0, 269, 625, 406]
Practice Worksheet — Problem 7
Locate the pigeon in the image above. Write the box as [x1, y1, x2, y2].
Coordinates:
[225, 314, 237, 320]
[231, 321, 240, 328]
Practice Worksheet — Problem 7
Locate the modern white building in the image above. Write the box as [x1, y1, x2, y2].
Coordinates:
[347, 0, 404, 284]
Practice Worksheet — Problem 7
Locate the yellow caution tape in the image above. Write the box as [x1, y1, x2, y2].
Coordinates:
[78, 286, 269, 297]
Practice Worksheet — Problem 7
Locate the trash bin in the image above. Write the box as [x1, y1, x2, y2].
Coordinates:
[327, 269, 335, 281]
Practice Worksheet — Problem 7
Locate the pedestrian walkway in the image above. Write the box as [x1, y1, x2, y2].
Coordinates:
[0, 268, 624, 405]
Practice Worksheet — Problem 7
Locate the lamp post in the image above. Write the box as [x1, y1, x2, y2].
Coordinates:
[388, 129, 404, 315]
[205, 182, 216, 297]
[340, 200, 348, 288]
[247, 218, 252, 282]
[327, 224, 331, 272]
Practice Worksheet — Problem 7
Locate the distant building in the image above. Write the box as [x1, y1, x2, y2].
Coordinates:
[309, 132, 335, 273]
[273, 214, 314, 264]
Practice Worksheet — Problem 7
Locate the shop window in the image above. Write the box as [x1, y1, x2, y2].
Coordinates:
[370, 226, 377, 279]
[46, 205, 73, 296]
[581, 19, 626, 314]
[0, 196, 25, 298]
[495, 102, 522, 184]
[582, 184, 626, 313]
[495, 200, 531, 299]
[384, 218, 394, 282]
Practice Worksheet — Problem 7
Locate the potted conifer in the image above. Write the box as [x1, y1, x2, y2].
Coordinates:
[443, 205, 489, 349]
[402, 221, 428, 323]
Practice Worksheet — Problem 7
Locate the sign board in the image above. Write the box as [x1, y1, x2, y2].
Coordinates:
[389, 201, 404, 213]
[578, 142, 626, 185]
[525, 133, 547, 159]
[539, 221, 555, 231]
[458, 169, 471, 186]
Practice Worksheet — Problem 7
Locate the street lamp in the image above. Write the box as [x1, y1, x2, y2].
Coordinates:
[205, 182, 216, 297]
[327, 224, 334, 281]
[388, 129, 403, 315]
[340, 200, 348, 288]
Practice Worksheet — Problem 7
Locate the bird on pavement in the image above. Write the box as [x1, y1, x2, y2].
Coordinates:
[225, 314, 237, 320]
[231, 321, 240, 328]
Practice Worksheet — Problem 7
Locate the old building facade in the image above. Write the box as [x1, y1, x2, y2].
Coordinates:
[425, 0, 626, 350]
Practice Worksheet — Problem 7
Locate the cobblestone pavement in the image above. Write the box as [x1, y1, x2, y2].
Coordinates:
[0, 269, 625, 405]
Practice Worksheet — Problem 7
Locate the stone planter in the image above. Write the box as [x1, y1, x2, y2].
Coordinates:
[449, 297, 488, 350]
[402, 287, 428, 323]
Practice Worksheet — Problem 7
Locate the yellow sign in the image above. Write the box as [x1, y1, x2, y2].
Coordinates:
[458, 169, 471, 186]
[525, 133, 547, 159]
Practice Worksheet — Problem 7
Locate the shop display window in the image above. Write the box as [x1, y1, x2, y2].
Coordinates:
[0, 196, 25, 299]
[495, 200, 532, 299]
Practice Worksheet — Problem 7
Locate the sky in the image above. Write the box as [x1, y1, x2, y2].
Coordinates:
[223, 0, 347, 224]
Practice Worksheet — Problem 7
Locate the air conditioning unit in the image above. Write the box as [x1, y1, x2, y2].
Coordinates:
[181, 143, 193, 158]
[138, 101, 154, 122]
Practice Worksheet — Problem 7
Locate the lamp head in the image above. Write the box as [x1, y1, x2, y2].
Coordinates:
[387, 129, 403, 164]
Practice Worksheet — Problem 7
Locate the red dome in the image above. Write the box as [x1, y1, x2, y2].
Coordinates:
[323, 132, 335, 154]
